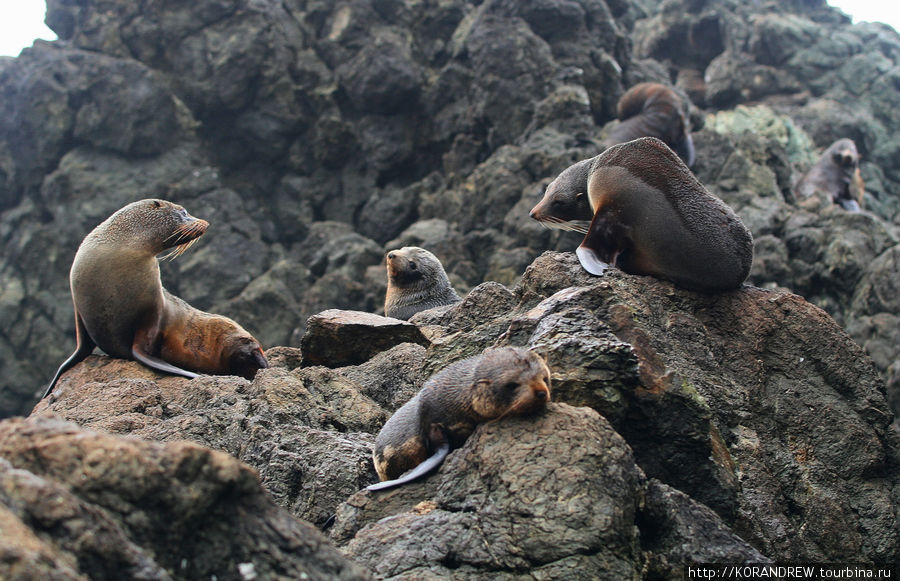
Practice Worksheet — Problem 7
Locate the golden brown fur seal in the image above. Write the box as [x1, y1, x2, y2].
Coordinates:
[42, 199, 267, 399]
[368, 346, 551, 491]
[530, 137, 753, 292]
[603, 82, 695, 167]
[795, 138, 864, 212]
[384, 246, 461, 320]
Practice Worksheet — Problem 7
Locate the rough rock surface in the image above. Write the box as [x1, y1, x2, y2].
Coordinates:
[1, 0, 898, 422]
[0, 415, 371, 581]
[17, 252, 897, 578]
[2, 0, 899, 576]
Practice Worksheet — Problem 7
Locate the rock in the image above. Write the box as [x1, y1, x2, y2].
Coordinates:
[5, 0, 899, 421]
[2, 0, 900, 572]
[333, 404, 765, 578]
[335, 404, 647, 578]
[0, 415, 371, 581]
[22, 250, 900, 572]
[301, 309, 431, 368]
[30, 355, 384, 529]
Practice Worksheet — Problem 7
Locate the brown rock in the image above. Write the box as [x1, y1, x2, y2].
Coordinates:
[0, 415, 371, 581]
[300, 309, 430, 368]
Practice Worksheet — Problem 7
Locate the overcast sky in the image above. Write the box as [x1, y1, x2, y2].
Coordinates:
[1, 1, 898, 58]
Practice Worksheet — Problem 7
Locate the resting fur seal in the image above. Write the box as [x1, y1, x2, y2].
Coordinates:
[603, 82, 696, 167]
[530, 137, 753, 292]
[42, 199, 267, 399]
[368, 346, 551, 491]
[795, 138, 864, 212]
[384, 246, 461, 320]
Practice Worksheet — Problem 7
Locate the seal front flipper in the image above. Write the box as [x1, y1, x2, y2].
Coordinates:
[42, 311, 96, 399]
[366, 439, 450, 492]
[576, 246, 611, 276]
[131, 329, 200, 379]
[576, 210, 624, 276]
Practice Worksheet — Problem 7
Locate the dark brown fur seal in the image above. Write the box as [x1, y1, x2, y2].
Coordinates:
[42, 199, 267, 399]
[368, 346, 551, 491]
[603, 82, 695, 167]
[795, 138, 864, 212]
[530, 137, 753, 292]
[384, 246, 461, 320]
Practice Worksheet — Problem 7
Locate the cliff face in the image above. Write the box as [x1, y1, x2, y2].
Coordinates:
[1, 0, 899, 577]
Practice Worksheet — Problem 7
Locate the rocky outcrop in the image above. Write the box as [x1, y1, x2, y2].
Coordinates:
[0, 415, 371, 581]
[2, 0, 898, 420]
[18, 253, 897, 578]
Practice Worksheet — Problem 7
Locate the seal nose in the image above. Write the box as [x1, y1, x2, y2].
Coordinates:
[387, 252, 395, 260]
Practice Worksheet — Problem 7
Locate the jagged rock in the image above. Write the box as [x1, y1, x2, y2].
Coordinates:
[301, 309, 430, 368]
[0, 415, 371, 581]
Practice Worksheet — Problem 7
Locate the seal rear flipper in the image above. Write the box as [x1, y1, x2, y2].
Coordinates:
[366, 439, 450, 492]
[131, 343, 200, 379]
[41, 312, 96, 400]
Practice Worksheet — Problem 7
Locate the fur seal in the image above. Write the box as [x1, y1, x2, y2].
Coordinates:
[530, 137, 753, 292]
[42, 199, 267, 399]
[795, 138, 864, 212]
[384, 246, 461, 320]
[603, 82, 696, 168]
[368, 346, 551, 491]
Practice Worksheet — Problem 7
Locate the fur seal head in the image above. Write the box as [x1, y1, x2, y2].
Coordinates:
[528, 158, 594, 235]
[384, 246, 461, 320]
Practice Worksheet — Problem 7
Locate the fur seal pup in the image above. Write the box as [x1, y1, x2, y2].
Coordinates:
[795, 138, 864, 212]
[603, 82, 696, 168]
[530, 137, 753, 292]
[383, 246, 461, 320]
[368, 346, 551, 492]
[42, 199, 267, 399]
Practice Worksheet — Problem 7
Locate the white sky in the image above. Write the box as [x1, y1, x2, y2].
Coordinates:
[0, 1, 898, 57]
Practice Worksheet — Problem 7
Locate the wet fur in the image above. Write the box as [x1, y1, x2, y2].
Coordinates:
[370, 347, 551, 490]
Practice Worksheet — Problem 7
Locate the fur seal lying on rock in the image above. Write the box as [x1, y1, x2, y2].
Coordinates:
[603, 82, 695, 167]
[368, 346, 551, 491]
[42, 199, 267, 399]
[530, 137, 753, 292]
[384, 246, 461, 320]
[795, 138, 864, 212]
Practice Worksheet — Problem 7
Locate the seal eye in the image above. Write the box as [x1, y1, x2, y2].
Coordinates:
[152, 200, 162, 208]
[408, 262, 417, 270]
[503, 381, 519, 392]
